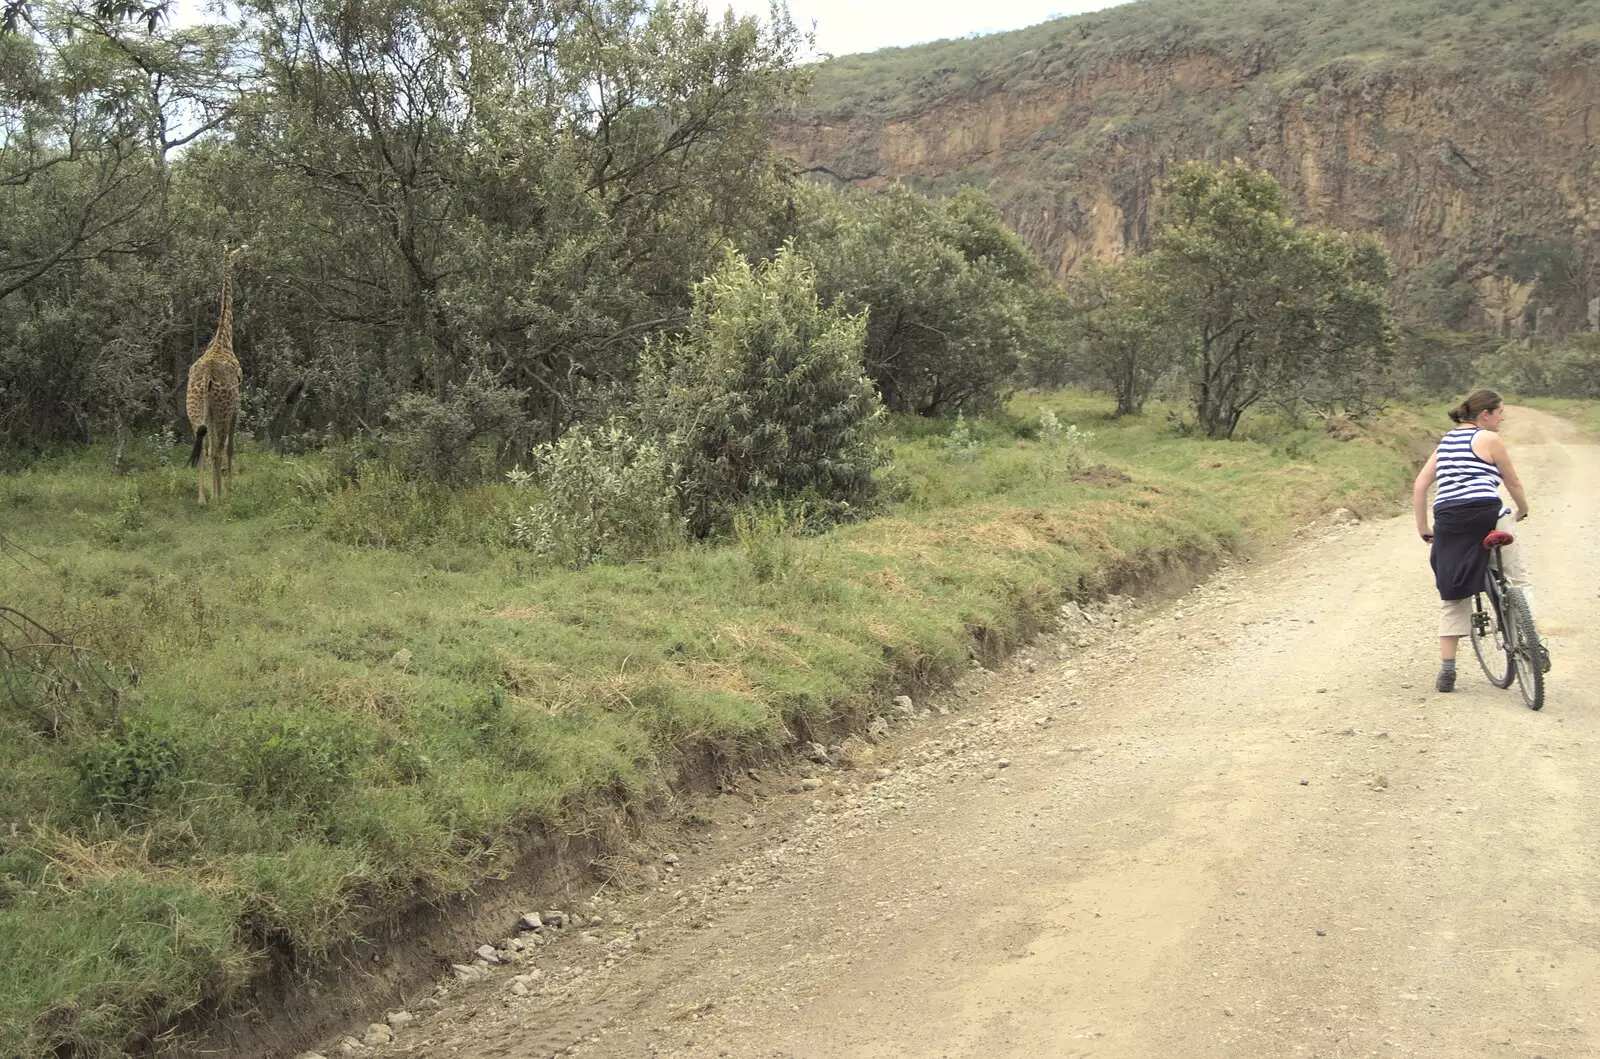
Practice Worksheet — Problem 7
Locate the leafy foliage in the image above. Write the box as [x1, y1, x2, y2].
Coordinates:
[639, 245, 884, 536]
[76, 723, 180, 813]
[1479, 335, 1600, 399]
[511, 421, 683, 567]
[797, 184, 1049, 416]
[0, 0, 808, 446]
[1063, 258, 1174, 416]
[1145, 164, 1393, 437]
[383, 373, 529, 487]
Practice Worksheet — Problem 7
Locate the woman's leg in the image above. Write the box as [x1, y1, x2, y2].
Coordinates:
[1438, 598, 1471, 691]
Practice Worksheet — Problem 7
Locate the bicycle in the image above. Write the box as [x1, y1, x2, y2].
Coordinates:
[1468, 528, 1550, 710]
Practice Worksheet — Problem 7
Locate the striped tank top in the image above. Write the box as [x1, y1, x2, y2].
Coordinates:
[1433, 426, 1503, 511]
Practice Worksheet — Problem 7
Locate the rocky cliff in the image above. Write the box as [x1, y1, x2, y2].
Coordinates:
[778, 0, 1600, 336]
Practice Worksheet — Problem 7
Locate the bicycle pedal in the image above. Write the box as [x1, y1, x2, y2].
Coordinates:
[1538, 643, 1552, 674]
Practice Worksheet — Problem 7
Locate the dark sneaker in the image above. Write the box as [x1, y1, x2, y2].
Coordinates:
[1537, 641, 1552, 674]
[1436, 668, 1457, 693]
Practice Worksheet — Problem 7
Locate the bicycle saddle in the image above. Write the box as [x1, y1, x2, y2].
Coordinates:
[1483, 530, 1515, 548]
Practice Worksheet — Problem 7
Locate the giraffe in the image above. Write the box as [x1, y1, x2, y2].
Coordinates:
[186, 245, 245, 506]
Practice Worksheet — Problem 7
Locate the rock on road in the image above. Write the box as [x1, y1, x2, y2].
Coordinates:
[394, 407, 1600, 1059]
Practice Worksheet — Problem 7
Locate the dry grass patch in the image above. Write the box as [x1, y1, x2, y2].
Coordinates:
[715, 623, 814, 671]
[318, 675, 409, 719]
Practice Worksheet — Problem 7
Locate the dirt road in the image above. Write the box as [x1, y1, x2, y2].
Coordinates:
[387, 407, 1600, 1059]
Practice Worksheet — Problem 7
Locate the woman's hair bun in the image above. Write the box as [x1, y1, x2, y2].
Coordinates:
[1449, 388, 1501, 426]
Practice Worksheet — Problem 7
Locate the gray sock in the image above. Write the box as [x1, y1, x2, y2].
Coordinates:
[1440, 658, 1456, 672]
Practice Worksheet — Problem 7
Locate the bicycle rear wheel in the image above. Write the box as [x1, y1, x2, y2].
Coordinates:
[1468, 583, 1513, 689]
[1503, 586, 1544, 711]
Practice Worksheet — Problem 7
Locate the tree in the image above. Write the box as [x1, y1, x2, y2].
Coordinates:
[1064, 257, 1172, 416]
[0, 1, 244, 445]
[239, 0, 805, 436]
[0, 2, 240, 303]
[1496, 235, 1599, 338]
[1145, 163, 1393, 438]
[638, 245, 883, 536]
[797, 183, 1045, 417]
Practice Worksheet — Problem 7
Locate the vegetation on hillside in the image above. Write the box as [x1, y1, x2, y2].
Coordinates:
[792, 0, 1600, 340]
[805, 0, 1600, 118]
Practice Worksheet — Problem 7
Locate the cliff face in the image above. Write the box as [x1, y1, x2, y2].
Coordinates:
[779, 8, 1600, 336]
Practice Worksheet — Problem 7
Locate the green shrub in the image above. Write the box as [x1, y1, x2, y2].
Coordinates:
[733, 504, 813, 584]
[1038, 409, 1095, 475]
[232, 712, 364, 818]
[383, 373, 529, 487]
[510, 421, 684, 568]
[76, 482, 145, 546]
[76, 725, 181, 814]
[1480, 335, 1600, 398]
[942, 412, 984, 462]
[320, 463, 508, 550]
[796, 185, 1044, 417]
[640, 245, 885, 536]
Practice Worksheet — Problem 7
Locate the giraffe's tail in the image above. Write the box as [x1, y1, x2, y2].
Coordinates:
[189, 425, 208, 468]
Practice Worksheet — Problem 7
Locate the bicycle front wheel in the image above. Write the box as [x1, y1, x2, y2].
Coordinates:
[1469, 585, 1513, 689]
[1504, 586, 1544, 711]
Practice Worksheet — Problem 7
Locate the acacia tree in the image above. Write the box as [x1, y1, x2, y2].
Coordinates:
[0, 1, 241, 305]
[1146, 163, 1393, 438]
[638, 245, 883, 536]
[0, 0, 244, 444]
[798, 183, 1045, 416]
[239, 0, 806, 437]
[1064, 257, 1172, 416]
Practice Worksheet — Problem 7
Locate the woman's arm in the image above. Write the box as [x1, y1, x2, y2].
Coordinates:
[1484, 435, 1530, 519]
[1413, 451, 1438, 539]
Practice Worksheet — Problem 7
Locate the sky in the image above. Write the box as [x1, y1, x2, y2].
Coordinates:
[721, 0, 1128, 58]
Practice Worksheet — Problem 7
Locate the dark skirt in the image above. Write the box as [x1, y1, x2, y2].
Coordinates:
[1431, 498, 1501, 601]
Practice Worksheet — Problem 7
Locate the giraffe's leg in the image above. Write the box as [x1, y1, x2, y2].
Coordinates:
[212, 437, 224, 503]
[197, 429, 209, 506]
[225, 419, 236, 494]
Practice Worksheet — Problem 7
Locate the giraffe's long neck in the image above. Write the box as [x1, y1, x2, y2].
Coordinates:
[212, 254, 234, 357]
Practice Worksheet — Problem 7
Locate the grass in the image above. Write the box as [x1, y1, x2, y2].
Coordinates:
[0, 392, 1431, 1057]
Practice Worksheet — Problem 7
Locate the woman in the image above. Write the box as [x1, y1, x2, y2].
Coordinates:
[1412, 388, 1534, 692]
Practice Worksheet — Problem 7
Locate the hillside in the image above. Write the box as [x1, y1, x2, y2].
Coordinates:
[779, 0, 1600, 335]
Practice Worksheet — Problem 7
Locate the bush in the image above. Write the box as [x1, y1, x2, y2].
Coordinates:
[733, 504, 813, 584]
[1391, 323, 1498, 398]
[942, 413, 984, 462]
[1038, 409, 1095, 475]
[797, 185, 1043, 417]
[77, 725, 181, 814]
[319, 461, 510, 550]
[232, 712, 364, 818]
[321, 464, 449, 549]
[1479, 335, 1600, 398]
[510, 421, 683, 568]
[383, 373, 529, 487]
[640, 245, 885, 536]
